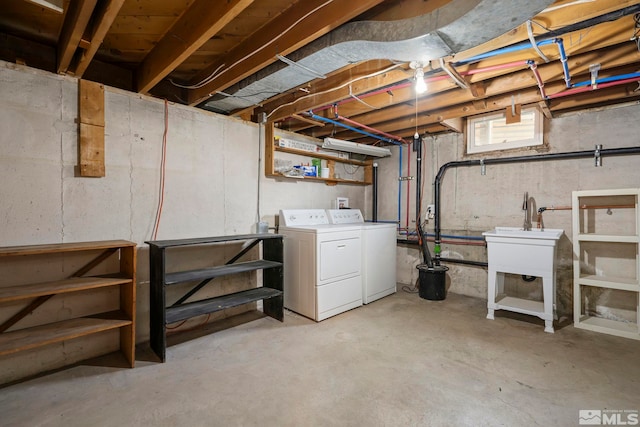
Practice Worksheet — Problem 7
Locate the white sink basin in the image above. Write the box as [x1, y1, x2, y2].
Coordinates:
[483, 227, 563, 240]
[482, 227, 563, 273]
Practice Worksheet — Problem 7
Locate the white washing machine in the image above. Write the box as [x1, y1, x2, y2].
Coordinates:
[327, 209, 397, 304]
[279, 209, 363, 321]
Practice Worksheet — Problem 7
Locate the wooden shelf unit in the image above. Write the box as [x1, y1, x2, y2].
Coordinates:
[265, 123, 373, 186]
[572, 189, 640, 340]
[146, 234, 284, 362]
[0, 240, 136, 366]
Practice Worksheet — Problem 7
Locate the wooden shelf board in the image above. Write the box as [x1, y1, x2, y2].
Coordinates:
[0, 240, 136, 257]
[0, 276, 133, 303]
[165, 260, 282, 285]
[575, 315, 639, 339]
[0, 311, 132, 356]
[166, 287, 283, 324]
[577, 234, 639, 243]
[147, 234, 282, 249]
[578, 275, 639, 292]
[275, 146, 367, 166]
[267, 172, 368, 186]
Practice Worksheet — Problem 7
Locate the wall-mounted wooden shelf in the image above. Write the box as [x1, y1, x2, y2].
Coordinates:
[265, 123, 373, 186]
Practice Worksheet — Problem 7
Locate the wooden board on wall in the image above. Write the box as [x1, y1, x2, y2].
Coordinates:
[79, 123, 105, 177]
[78, 79, 105, 177]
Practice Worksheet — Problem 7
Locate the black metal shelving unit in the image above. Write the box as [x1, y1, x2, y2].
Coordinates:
[146, 234, 284, 362]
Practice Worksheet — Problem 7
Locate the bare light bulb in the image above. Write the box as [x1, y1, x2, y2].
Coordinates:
[415, 67, 427, 94]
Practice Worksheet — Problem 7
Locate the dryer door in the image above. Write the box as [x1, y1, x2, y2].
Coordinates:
[318, 231, 361, 283]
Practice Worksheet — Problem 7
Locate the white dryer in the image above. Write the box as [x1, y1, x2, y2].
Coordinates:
[326, 209, 397, 304]
[279, 209, 363, 321]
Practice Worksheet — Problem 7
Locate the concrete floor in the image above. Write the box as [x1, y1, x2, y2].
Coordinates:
[1, 291, 639, 427]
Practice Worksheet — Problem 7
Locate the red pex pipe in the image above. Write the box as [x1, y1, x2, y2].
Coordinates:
[528, 61, 547, 99]
[313, 61, 529, 113]
[461, 60, 529, 75]
[336, 114, 405, 142]
[547, 76, 640, 99]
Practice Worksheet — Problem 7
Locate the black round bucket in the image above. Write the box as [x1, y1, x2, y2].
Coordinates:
[416, 264, 449, 300]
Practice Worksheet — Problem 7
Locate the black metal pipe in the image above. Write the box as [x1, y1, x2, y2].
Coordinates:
[433, 146, 640, 264]
[536, 4, 640, 42]
[372, 162, 378, 222]
[439, 257, 488, 268]
[395, 239, 486, 267]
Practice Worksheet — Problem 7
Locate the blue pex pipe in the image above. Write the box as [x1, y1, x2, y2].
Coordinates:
[308, 112, 402, 145]
[398, 145, 403, 229]
[571, 72, 640, 88]
[398, 230, 486, 241]
[555, 38, 571, 88]
[454, 39, 557, 65]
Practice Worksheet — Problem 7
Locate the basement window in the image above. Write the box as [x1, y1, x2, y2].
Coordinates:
[466, 106, 543, 154]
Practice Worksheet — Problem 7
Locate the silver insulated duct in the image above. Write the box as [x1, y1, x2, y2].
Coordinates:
[202, 0, 554, 114]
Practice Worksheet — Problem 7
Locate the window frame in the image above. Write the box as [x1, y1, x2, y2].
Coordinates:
[466, 106, 544, 154]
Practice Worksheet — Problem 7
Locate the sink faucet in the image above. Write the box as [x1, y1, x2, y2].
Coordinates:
[522, 192, 532, 231]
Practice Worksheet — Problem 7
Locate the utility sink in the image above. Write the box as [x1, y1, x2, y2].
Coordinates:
[484, 227, 564, 240]
[482, 227, 564, 333]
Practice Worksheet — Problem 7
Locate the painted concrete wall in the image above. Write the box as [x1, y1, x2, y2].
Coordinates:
[0, 62, 364, 382]
[370, 102, 640, 324]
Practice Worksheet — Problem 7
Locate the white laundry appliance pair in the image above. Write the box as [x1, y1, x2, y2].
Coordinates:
[279, 209, 396, 321]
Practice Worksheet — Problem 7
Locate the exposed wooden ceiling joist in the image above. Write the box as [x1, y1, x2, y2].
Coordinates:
[136, 0, 255, 94]
[187, 0, 387, 106]
[2, 0, 640, 145]
[299, 40, 639, 140]
[57, 0, 98, 74]
[260, 64, 412, 123]
[24, 0, 63, 13]
[71, 0, 125, 77]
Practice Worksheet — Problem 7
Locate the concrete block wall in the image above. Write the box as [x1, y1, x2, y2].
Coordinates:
[0, 62, 364, 382]
[370, 102, 640, 322]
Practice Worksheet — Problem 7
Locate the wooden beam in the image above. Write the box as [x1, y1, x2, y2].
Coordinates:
[24, 0, 63, 13]
[264, 122, 275, 176]
[188, 0, 386, 106]
[136, 0, 254, 94]
[319, 63, 640, 140]
[57, 0, 98, 74]
[71, 0, 126, 77]
[538, 100, 553, 119]
[308, 41, 639, 139]
[469, 82, 486, 99]
[440, 117, 464, 133]
[252, 60, 405, 119]
[452, 0, 640, 63]
[262, 65, 411, 123]
[292, 114, 326, 127]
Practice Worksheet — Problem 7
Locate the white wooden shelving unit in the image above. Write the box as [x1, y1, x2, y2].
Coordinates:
[572, 188, 640, 340]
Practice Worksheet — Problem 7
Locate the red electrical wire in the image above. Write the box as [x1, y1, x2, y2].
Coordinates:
[151, 99, 169, 240]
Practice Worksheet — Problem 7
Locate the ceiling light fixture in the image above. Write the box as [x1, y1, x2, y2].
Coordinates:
[415, 67, 427, 94]
[322, 137, 392, 157]
[410, 61, 427, 94]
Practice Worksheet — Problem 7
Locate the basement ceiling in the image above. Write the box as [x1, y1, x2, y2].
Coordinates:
[1, 0, 640, 144]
